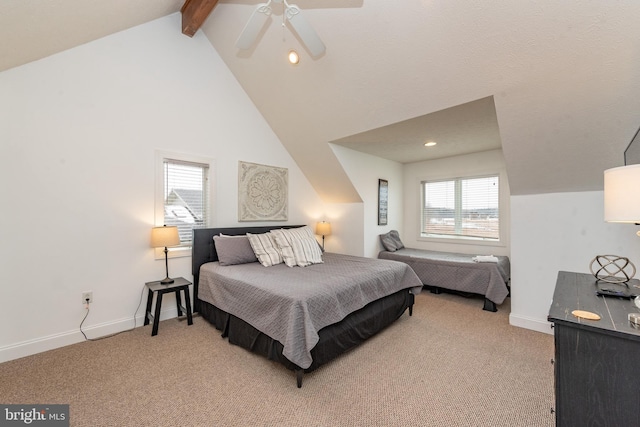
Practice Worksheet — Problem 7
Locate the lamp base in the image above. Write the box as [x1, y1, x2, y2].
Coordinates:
[160, 277, 174, 285]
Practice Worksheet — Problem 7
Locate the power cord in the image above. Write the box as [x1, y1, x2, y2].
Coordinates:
[79, 284, 147, 341]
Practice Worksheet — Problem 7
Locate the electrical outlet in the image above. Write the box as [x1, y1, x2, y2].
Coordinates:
[82, 291, 93, 304]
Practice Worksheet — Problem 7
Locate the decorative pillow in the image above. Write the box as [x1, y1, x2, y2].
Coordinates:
[389, 230, 404, 250]
[380, 230, 404, 252]
[269, 230, 298, 267]
[272, 226, 323, 267]
[213, 235, 258, 266]
[246, 232, 283, 267]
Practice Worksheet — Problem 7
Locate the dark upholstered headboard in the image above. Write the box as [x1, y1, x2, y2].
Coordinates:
[191, 225, 304, 312]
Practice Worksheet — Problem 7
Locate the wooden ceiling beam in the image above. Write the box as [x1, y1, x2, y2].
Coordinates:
[181, 0, 220, 37]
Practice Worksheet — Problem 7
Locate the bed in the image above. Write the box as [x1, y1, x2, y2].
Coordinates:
[192, 225, 423, 387]
[379, 248, 510, 312]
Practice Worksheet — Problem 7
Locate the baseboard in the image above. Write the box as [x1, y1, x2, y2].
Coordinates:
[0, 307, 180, 364]
[509, 313, 554, 335]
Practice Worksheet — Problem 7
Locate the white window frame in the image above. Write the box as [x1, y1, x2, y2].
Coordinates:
[154, 150, 215, 259]
[419, 173, 505, 246]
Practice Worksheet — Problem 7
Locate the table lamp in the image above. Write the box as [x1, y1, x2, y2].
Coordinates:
[315, 221, 332, 250]
[150, 225, 180, 284]
[604, 164, 640, 227]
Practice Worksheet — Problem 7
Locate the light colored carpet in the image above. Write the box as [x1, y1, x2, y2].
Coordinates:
[0, 291, 555, 427]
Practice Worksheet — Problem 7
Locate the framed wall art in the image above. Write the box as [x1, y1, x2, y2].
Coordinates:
[238, 161, 288, 221]
[378, 179, 388, 225]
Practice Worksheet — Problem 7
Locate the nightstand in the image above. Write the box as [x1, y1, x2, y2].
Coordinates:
[144, 277, 193, 336]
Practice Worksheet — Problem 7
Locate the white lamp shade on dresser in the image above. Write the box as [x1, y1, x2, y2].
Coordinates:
[604, 164, 640, 223]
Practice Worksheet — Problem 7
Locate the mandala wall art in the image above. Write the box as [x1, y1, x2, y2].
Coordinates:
[238, 161, 288, 221]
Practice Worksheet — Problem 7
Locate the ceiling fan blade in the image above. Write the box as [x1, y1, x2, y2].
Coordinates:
[285, 5, 326, 57]
[236, 3, 272, 50]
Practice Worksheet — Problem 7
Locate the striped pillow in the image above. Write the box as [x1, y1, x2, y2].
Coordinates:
[246, 232, 283, 267]
[270, 229, 298, 267]
[271, 226, 323, 267]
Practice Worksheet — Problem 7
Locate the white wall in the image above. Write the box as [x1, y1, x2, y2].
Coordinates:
[331, 145, 404, 258]
[0, 14, 331, 362]
[315, 202, 364, 256]
[510, 190, 640, 333]
[402, 149, 510, 256]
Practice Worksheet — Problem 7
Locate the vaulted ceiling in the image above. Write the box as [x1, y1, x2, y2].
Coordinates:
[2, 0, 640, 203]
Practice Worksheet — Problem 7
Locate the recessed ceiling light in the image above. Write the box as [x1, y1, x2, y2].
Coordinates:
[424, 141, 437, 147]
[288, 50, 299, 65]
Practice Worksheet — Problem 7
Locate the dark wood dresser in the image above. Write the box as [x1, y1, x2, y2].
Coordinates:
[548, 271, 640, 426]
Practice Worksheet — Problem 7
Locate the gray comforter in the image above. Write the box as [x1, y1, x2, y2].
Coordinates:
[198, 252, 423, 369]
[378, 248, 510, 305]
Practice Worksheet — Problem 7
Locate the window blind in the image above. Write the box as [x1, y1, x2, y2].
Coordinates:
[163, 159, 209, 244]
[422, 175, 499, 240]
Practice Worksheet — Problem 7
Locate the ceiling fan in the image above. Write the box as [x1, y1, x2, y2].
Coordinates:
[236, 0, 326, 57]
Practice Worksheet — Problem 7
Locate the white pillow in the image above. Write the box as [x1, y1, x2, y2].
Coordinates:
[246, 232, 283, 267]
[272, 226, 323, 267]
[270, 229, 298, 267]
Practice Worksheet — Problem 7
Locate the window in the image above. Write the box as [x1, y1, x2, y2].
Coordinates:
[421, 175, 499, 241]
[155, 151, 213, 251]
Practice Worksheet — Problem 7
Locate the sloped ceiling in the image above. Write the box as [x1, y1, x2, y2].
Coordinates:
[202, 1, 640, 202]
[0, 0, 183, 71]
[2, 1, 640, 203]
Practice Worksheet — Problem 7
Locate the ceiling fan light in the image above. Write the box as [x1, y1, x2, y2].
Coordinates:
[288, 50, 300, 64]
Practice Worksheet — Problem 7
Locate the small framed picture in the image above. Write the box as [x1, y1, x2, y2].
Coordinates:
[378, 179, 388, 225]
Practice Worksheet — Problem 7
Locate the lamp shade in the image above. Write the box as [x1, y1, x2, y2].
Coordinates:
[604, 164, 640, 223]
[150, 226, 180, 248]
[316, 221, 332, 236]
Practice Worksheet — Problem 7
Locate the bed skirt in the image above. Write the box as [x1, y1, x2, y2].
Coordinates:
[197, 288, 414, 381]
